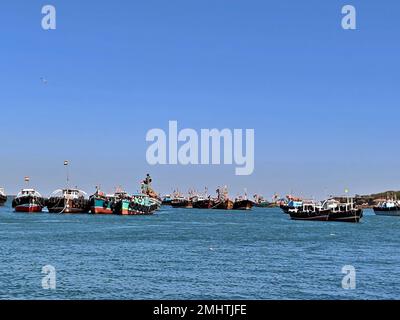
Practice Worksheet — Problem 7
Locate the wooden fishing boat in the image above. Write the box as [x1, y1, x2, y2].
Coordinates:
[12, 188, 47, 213]
[255, 201, 270, 208]
[162, 194, 172, 206]
[192, 196, 215, 209]
[47, 189, 90, 214]
[46, 161, 90, 214]
[233, 199, 253, 210]
[171, 189, 199, 209]
[110, 191, 131, 215]
[213, 199, 234, 210]
[373, 200, 400, 216]
[171, 196, 192, 208]
[114, 194, 161, 215]
[253, 194, 270, 208]
[280, 196, 303, 214]
[89, 188, 115, 214]
[113, 174, 161, 215]
[0, 188, 7, 206]
[212, 186, 234, 210]
[289, 198, 363, 223]
[288, 205, 330, 221]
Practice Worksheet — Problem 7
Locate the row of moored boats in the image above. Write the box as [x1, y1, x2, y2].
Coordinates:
[162, 187, 254, 211]
[0, 175, 161, 215]
[3, 181, 400, 224]
[280, 195, 400, 223]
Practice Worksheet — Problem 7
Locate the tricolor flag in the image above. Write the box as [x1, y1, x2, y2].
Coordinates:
[64, 160, 69, 166]
[24, 176, 30, 182]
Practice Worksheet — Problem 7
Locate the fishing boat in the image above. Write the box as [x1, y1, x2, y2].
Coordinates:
[212, 186, 234, 210]
[213, 198, 234, 210]
[233, 198, 254, 210]
[12, 189, 47, 213]
[171, 196, 192, 208]
[373, 200, 400, 216]
[140, 174, 162, 210]
[253, 195, 270, 208]
[115, 194, 161, 215]
[0, 188, 7, 206]
[328, 199, 363, 222]
[171, 193, 193, 208]
[232, 189, 253, 210]
[110, 190, 131, 215]
[289, 198, 363, 223]
[288, 202, 330, 221]
[255, 201, 270, 208]
[192, 195, 215, 209]
[113, 174, 161, 215]
[280, 195, 303, 214]
[89, 188, 115, 214]
[47, 189, 90, 214]
[46, 160, 90, 213]
[190, 188, 213, 209]
[162, 194, 172, 206]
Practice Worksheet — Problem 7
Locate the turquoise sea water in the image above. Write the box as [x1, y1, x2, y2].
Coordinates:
[0, 199, 399, 300]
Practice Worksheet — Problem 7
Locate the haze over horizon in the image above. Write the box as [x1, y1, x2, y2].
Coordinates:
[1, 0, 400, 199]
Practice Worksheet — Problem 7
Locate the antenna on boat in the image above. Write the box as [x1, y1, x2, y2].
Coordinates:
[64, 160, 69, 188]
[345, 188, 350, 204]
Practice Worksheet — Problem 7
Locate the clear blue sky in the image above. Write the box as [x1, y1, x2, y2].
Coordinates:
[1, 0, 399, 199]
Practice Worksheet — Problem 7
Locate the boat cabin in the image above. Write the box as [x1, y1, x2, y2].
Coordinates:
[377, 200, 399, 209]
[17, 189, 42, 198]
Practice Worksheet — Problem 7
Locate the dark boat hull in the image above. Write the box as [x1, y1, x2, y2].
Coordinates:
[12, 196, 46, 213]
[280, 205, 290, 214]
[233, 200, 253, 210]
[192, 199, 214, 209]
[162, 199, 172, 206]
[328, 209, 363, 223]
[0, 195, 7, 206]
[213, 200, 234, 210]
[289, 209, 330, 221]
[171, 200, 193, 209]
[281, 204, 304, 214]
[290, 209, 363, 223]
[373, 207, 400, 216]
[47, 198, 90, 214]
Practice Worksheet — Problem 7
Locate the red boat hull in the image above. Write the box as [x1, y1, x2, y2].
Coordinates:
[15, 205, 42, 213]
[91, 206, 113, 214]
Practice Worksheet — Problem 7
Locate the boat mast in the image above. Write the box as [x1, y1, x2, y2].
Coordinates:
[345, 188, 349, 204]
[64, 160, 69, 188]
[24, 176, 30, 188]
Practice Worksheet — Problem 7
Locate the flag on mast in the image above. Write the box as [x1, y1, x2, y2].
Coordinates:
[24, 176, 30, 182]
[64, 160, 69, 166]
